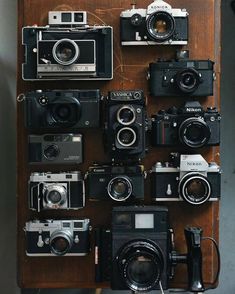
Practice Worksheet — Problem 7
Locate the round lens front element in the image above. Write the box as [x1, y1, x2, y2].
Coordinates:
[146, 11, 175, 42]
[176, 69, 200, 93]
[50, 231, 73, 256]
[117, 127, 137, 147]
[107, 177, 132, 201]
[52, 39, 79, 66]
[52, 104, 72, 122]
[47, 190, 62, 204]
[179, 173, 211, 205]
[43, 144, 60, 160]
[117, 106, 136, 125]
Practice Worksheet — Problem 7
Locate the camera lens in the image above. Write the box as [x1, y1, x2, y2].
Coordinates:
[179, 173, 211, 205]
[117, 127, 137, 147]
[48, 190, 61, 203]
[118, 241, 163, 292]
[107, 176, 132, 201]
[179, 118, 211, 148]
[117, 106, 136, 125]
[52, 104, 72, 122]
[176, 69, 200, 93]
[50, 231, 73, 256]
[43, 144, 60, 160]
[146, 11, 175, 42]
[52, 39, 79, 66]
[44, 185, 67, 208]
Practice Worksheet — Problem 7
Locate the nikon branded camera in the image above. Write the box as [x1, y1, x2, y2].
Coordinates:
[25, 90, 101, 129]
[86, 164, 145, 202]
[151, 102, 221, 148]
[28, 134, 83, 164]
[149, 59, 215, 96]
[29, 171, 85, 212]
[25, 219, 90, 256]
[22, 11, 113, 80]
[120, 0, 188, 45]
[105, 90, 148, 161]
[151, 154, 221, 205]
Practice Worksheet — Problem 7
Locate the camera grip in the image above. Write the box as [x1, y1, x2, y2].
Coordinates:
[184, 227, 205, 293]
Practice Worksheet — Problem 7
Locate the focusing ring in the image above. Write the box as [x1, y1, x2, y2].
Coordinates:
[179, 117, 211, 148]
[175, 68, 201, 93]
[179, 172, 212, 205]
[50, 230, 73, 256]
[107, 176, 132, 201]
[52, 39, 79, 66]
[146, 11, 175, 42]
[117, 240, 164, 292]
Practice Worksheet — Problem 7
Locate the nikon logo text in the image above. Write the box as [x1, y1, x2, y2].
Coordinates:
[186, 108, 202, 112]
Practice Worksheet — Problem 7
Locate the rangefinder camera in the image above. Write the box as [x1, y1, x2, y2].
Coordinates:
[25, 89, 101, 129]
[22, 11, 113, 80]
[149, 59, 215, 96]
[28, 134, 83, 164]
[105, 90, 148, 161]
[29, 171, 85, 212]
[120, 0, 188, 45]
[151, 101, 221, 148]
[86, 164, 145, 202]
[151, 154, 221, 205]
[25, 219, 90, 256]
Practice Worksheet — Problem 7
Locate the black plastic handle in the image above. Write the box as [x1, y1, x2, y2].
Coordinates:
[184, 227, 205, 293]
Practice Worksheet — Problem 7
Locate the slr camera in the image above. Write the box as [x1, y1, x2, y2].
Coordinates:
[151, 154, 221, 205]
[95, 206, 212, 292]
[29, 171, 85, 212]
[28, 134, 83, 165]
[120, 0, 188, 45]
[105, 90, 148, 161]
[149, 59, 215, 96]
[25, 219, 90, 256]
[25, 89, 101, 129]
[22, 11, 113, 80]
[151, 101, 221, 148]
[86, 164, 145, 202]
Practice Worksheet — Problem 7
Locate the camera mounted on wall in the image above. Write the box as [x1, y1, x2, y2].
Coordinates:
[95, 206, 220, 293]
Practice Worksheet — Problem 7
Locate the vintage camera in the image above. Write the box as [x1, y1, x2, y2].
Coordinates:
[105, 90, 148, 161]
[29, 171, 85, 212]
[120, 0, 188, 45]
[151, 154, 221, 205]
[149, 59, 215, 96]
[151, 101, 221, 148]
[28, 134, 83, 164]
[25, 219, 90, 256]
[25, 89, 101, 129]
[86, 164, 145, 202]
[22, 11, 113, 80]
[95, 207, 220, 292]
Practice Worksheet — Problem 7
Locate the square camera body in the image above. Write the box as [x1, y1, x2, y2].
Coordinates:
[29, 171, 85, 212]
[111, 206, 172, 291]
[149, 60, 215, 96]
[25, 219, 90, 256]
[151, 154, 221, 205]
[105, 90, 147, 161]
[120, 0, 188, 45]
[86, 164, 145, 202]
[151, 101, 221, 148]
[25, 89, 101, 129]
[22, 11, 113, 80]
[28, 134, 83, 164]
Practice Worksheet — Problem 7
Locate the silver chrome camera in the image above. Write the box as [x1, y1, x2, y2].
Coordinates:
[29, 171, 85, 212]
[25, 219, 90, 256]
[151, 154, 221, 205]
[22, 11, 113, 80]
[120, 0, 188, 45]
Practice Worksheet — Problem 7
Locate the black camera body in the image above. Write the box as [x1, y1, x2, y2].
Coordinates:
[120, 0, 188, 45]
[22, 11, 113, 80]
[152, 102, 221, 148]
[25, 219, 90, 256]
[25, 90, 101, 130]
[105, 90, 147, 161]
[151, 154, 221, 205]
[111, 206, 171, 291]
[29, 171, 85, 212]
[149, 59, 215, 96]
[86, 164, 145, 202]
[28, 134, 83, 164]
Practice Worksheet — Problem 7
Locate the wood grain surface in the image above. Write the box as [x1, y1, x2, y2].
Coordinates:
[17, 0, 221, 289]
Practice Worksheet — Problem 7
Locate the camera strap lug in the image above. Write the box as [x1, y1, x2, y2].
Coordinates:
[17, 93, 26, 103]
